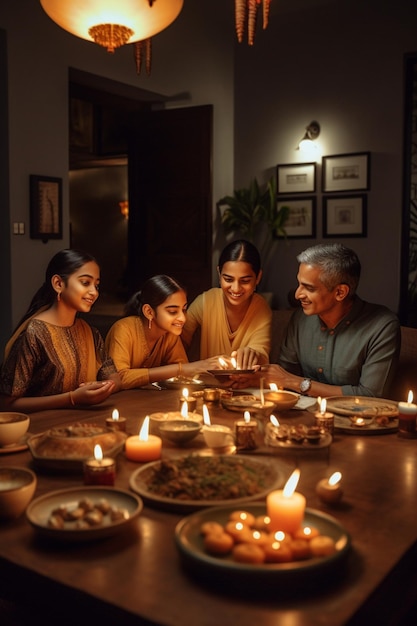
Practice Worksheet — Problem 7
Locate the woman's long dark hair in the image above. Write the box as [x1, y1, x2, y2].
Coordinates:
[124, 275, 185, 318]
[218, 239, 261, 276]
[16, 249, 97, 329]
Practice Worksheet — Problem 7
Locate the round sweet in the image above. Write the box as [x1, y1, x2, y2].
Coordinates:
[229, 510, 256, 526]
[200, 521, 224, 536]
[204, 532, 234, 555]
[253, 514, 271, 531]
[225, 520, 252, 542]
[289, 538, 311, 560]
[232, 542, 265, 564]
[264, 541, 294, 563]
[310, 535, 336, 557]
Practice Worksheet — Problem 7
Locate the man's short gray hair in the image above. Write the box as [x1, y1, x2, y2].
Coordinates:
[297, 243, 361, 295]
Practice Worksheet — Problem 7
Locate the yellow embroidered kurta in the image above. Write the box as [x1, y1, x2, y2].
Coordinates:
[0, 318, 115, 398]
[182, 288, 272, 363]
[105, 316, 188, 389]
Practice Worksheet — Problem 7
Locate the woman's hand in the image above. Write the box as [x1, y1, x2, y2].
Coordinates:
[231, 347, 259, 370]
[73, 380, 116, 406]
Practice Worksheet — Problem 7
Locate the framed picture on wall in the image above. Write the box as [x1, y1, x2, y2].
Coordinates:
[277, 196, 316, 238]
[323, 194, 367, 237]
[30, 175, 63, 242]
[322, 152, 370, 192]
[277, 162, 316, 194]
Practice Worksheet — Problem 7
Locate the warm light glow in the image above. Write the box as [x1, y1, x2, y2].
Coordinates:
[283, 469, 300, 498]
[260, 376, 265, 406]
[320, 398, 327, 415]
[408, 390, 414, 404]
[40, 0, 184, 51]
[112, 409, 119, 421]
[329, 471, 342, 486]
[203, 404, 211, 426]
[244, 411, 251, 424]
[119, 200, 129, 219]
[94, 444, 103, 461]
[182, 387, 189, 400]
[218, 357, 228, 369]
[270, 414, 279, 427]
[139, 416, 150, 441]
[231, 357, 237, 369]
[269, 383, 278, 391]
[180, 401, 188, 418]
[274, 530, 286, 541]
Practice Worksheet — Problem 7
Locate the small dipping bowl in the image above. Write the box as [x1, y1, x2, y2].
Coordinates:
[0, 467, 37, 520]
[159, 419, 201, 445]
[0, 413, 30, 447]
[264, 391, 300, 411]
[149, 411, 203, 436]
[202, 425, 234, 448]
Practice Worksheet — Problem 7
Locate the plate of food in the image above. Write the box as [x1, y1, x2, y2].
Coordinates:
[334, 414, 398, 435]
[129, 455, 285, 513]
[323, 396, 398, 418]
[27, 423, 127, 471]
[220, 394, 258, 412]
[175, 504, 351, 586]
[26, 486, 143, 541]
[265, 423, 332, 449]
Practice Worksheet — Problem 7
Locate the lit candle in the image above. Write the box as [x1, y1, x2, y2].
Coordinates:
[105, 408, 127, 432]
[202, 404, 234, 448]
[316, 471, 343, 504]
[270, 383, 279, 392]
[266, 469, 306, 534]
[83, 444, 116, 486]
[235, 410, 258, 450]
[260, 377, 265, 406]
[125, 416, 162, 462]
[179, 387, 197, 413]
[218, 357, 228, 369]
[314, 398, 334, 437]
[231, 357, 237, 369]
[398, 390, 417, 438]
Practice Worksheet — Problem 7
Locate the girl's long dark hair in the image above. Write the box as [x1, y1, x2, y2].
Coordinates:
[218, 239, 261, 276]
[16, 249, 97, 329]
[124, 275, 185, 318]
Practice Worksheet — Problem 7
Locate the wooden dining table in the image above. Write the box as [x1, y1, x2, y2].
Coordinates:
[1, 387, 417, 626]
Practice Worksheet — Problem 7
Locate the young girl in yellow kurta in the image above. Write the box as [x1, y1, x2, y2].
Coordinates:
[105, 275, 219, 389]
[181, 240, 272, 369]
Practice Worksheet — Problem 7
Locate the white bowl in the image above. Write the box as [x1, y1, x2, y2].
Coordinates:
[0, 467, 37, 520]
[159, 420, 201, 445]
[202, 425, 234, 448]
[149, 411, 203, 436]
[0, 413, 30, 447]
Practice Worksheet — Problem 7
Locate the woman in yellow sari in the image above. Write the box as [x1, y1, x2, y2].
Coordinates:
[0, 249, 120, 412]
[182, 240, 272, 369]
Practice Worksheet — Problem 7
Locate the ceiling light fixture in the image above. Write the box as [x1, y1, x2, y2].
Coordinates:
[235, 0, 272, 46]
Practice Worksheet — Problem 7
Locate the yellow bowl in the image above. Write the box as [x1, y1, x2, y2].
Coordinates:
[264, 390, 300, 411]
[0, 412, 30, 447]
[0, 467, 37, 520]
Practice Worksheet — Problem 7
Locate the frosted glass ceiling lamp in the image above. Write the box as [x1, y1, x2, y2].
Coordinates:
[298, 121, 320, 152]
[40, 0, 184, 53]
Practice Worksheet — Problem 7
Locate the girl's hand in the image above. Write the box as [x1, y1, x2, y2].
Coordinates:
[73, 380, 115, 406]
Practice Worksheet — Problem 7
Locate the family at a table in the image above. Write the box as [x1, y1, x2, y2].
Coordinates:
[0, 239, 401, 413]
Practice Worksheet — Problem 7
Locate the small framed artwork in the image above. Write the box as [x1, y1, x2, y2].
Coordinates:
[323, 194, 367, 237]
[277, 162, 316, 194]
[322, 152, 370, 192]
[30, 175, 63, 242]
[277, 196, 316, 238]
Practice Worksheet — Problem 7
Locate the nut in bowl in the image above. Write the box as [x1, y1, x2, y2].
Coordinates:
[264, 390, 300, 411]
[0, 412, 30, 447]
[159, 420, 202, 445]
[0, 467, 37, 520]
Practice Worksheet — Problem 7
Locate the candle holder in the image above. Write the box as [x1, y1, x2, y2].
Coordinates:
[314, 412, 334, 438]
[316, 478, 343, 504]
[83, 457, 116, 486]
[105, 415, 127, 433]
[203, 388, 220, 403]
[235, 418, 258, 450]
[179, 396, 197, 413]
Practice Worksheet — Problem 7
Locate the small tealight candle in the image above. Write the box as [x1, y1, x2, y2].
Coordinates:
[398, 390, 417, 438]
[235, 410, 258, 450]
[202, 404, 234, 448]
[83, 444, 116, 486]
[125, 416, 162, 462]
[106, 408, 127, 432]
[266, 469, 306, 534]
[316, 471, 343, 504]
[314, 398, 334, 438]
[179, 388, 197, 413]
[203, 388, 220, 403]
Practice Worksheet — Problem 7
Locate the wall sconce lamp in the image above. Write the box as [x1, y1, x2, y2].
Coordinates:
[298, 121, 320, 152]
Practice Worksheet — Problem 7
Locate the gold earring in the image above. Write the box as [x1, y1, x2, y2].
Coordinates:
[57, 292, 61, 302]
[148, 318, 152, 330]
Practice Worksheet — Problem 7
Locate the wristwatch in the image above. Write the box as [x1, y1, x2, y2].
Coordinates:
[300, 378, 312, 395]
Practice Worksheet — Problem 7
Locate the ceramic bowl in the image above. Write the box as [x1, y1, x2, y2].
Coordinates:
[0, 413, 30, 447]
[264, 390, 300, 411]
[159, 419, 201, 445]
[149, 411, 203, 436]
[202, 424, 235, 448]
[0, 467, 37, 520]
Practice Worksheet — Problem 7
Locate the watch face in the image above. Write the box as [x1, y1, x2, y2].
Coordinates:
[300, 379, 311, 393]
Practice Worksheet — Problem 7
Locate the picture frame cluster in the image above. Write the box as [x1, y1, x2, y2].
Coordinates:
[276, 152, 370, 238]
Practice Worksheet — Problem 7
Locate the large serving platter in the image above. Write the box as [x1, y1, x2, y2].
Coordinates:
[26, 486, 143, 542]
[175, 504, 351, 585]
[334, 415, 398, 435]
[129, 455, 285, 513]
[324, 396, 398, 418]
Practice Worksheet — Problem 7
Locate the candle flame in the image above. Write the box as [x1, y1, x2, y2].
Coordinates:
[231, 357, 237, 369]
[355, 417, 364, 426]
[269, 383, 278, 391]
[329, 471, 342, 486]
[274, 530, 286, 541]
[112, 409, 119, 421]
[320, 398, 327, 415]
[244, 410, 251, 424]
[139, 416, 150, 441]
[180, 401, 188, 418]
[407, 390, 413, 404]
[218, 357, 228, 369]
[182, 387, 189, 399]
[303, 526, 313, 537]
[94, 444, 103, 461]
[283, 468, 300, 497]
[203, 404, 211, 426]
[270, 414, 279, 427]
